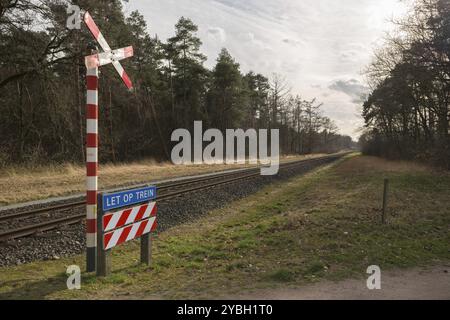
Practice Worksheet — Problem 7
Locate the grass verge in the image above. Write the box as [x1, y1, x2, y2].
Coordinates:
[0, 154, 448, 299]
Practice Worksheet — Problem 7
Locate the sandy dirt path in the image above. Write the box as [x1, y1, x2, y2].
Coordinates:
[227, 265, 450, 300]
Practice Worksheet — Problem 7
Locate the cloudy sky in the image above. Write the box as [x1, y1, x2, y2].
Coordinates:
[124, 0, 408, 139]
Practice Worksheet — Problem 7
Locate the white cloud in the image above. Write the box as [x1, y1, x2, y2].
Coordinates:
[125, 0, 408, 139]
[329, 79, 370, 104]
[207, 27, 226, 43]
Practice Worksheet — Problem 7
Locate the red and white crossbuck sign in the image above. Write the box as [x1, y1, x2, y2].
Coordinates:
[83, 11, 134, 272]
[84, 12, 133, 88]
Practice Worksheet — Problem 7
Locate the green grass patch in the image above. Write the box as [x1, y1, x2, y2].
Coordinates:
[267, 269, 296, 282]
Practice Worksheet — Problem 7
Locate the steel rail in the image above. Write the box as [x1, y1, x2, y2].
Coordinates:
[0, 153, 346, 241]
[0, 166, 258, 223]
[0, 155, 333, 222]
[0, 166, 260, 222]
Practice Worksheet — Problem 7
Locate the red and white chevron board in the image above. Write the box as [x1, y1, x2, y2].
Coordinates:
[104, 216, 157, 250]
[83, 11, 133, 89]
[103, 202, 157, 232]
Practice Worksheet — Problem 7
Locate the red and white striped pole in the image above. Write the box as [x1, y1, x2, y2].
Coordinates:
[82, 11, 134, 272]
[86, 65, 99, 272]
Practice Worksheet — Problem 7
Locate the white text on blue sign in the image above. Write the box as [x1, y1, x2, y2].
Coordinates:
[102, 186, 157, 211]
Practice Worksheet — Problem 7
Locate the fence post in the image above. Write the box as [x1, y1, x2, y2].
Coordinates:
[140, 233, 152, 265]
[97, 194, 111, 276]
[382, 178, 389, 224]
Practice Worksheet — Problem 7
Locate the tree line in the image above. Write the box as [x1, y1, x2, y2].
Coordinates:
[360, 0, 449, 168]
[0, 0, 354, 166]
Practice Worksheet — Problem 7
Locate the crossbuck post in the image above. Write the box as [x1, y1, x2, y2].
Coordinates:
[85, 64, 99, 272]
[82, 11, 133, 272]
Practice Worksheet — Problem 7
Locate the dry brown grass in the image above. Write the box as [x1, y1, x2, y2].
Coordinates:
[0, 154, 325, 205]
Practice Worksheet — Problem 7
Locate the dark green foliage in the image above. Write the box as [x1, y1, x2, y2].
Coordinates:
[361, 0, 450, 168]
[0, 0, 354, 166]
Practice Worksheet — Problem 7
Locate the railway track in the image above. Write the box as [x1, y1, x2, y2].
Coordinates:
[0, 153, 347, 242]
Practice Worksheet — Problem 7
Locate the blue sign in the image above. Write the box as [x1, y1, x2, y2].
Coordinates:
[102, 186, 157, 211]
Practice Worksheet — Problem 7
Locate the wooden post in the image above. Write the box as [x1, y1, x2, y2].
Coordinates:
[382, 178, 389, 224]
[140, 233, 152, 265]
[97, 194, 111, 276]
